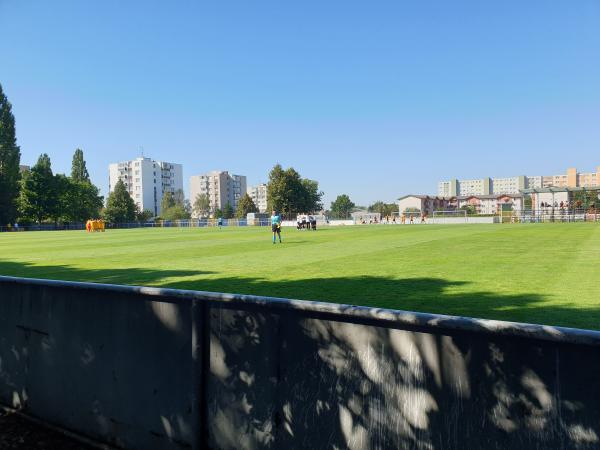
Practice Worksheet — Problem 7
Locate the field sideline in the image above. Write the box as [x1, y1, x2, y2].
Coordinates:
[1, 223, 599, 330]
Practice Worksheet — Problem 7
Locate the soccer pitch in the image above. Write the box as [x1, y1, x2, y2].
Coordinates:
[1, 223, 599, 330]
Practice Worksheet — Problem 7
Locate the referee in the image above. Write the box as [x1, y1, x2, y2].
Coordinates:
[271, 210, 282, 244]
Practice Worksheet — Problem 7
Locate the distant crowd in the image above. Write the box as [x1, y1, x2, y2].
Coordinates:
[297, 214, 317, 230]
[356, 213, 427, 225]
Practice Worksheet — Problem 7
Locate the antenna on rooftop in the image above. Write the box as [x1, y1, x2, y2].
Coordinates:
[140, 146, 145, 158]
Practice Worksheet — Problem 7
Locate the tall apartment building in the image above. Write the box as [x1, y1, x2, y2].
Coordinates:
[247, 183, 268, 213]
[189, 171, 247, 216]
[438, 166, 600, 196]
[108, 157, 183, 216]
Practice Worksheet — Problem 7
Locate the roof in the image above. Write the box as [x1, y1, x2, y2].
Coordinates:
[457, 194, 524, 200]
[520, 186, 598, 194]
[398, 195, 454, 201]
[398, 194, 523, 201]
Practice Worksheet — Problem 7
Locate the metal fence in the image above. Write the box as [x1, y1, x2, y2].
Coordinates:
[501, 209, 600, 223]
[0, 218, 273, 232]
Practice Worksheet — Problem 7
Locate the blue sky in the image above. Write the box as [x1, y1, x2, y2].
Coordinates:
[1, 0, 599, 206]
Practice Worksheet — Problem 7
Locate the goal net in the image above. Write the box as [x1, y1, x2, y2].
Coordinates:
[432, 210, 468, 223]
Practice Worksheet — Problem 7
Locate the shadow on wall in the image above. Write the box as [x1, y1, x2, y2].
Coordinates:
[206, 306, 600, 450]
[1, 261, 600, 449]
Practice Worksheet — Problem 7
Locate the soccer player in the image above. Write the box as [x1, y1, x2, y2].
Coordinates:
[271, 210, 282, 244]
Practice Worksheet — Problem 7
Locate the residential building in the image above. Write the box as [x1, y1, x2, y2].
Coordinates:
[398, 194, 524, 216]
[108, 157, 183, 216]
[438, 166, 600, 196]
[189, 171, 247, 216]
[247, 184, 268, 213]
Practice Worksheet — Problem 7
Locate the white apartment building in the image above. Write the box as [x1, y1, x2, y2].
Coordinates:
[108, 157, 183, 216]
[247, 184, 268, 213]
[189, 171, 247, 217]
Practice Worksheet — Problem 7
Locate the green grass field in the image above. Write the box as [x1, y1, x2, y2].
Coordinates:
[1, 224, 599, 329]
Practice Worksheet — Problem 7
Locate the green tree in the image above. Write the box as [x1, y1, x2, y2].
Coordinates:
[223, 202, 234, 219]
[18, 154, 57, 224]
[70, 148, 90, 182]
[161, 189, 190, 220]
[571, 190, 600, 210]
[103, 179, 137, 223]
[60, 179, 103, 222]
[136, 209, 154, 222]
[300, 178, 324, 212]
[330, 194, 355, 219]
[53, 173, 71, 224]
[58, 148, 102, 222]
[459, 205, 477, 215]
[193, 193, 211, 218]
[368, 201, 399, 217]
[214, 208, 223, 219]
[0, 83, 22, 225]
[267, 164, 323, 217]
[235, 193, 258, 218]
[161, 191, 176, 213]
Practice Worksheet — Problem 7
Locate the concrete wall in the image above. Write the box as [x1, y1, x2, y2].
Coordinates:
[1, 276, 600, 449]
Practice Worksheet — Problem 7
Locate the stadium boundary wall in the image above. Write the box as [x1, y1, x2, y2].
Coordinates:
[1, 276, 599, 450]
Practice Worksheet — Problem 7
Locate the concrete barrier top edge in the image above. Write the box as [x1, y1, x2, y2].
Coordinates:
[1, 275, 599, 347]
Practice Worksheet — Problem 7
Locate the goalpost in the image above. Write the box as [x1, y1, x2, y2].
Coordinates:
[432, 210, 468, 223]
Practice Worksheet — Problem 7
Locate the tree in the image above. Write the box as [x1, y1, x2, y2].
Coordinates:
[160, 189, 190, 220]
[136, 209, 154, 222]
[300, 178, 324, 213]
[70, 148, 90, 182]
[59, 178, 103, 222]
[53, 173, 71, 224]
[459, 205, 477, 215]
[18, 154, 57, 224]
[214, 208, 223, 219]
[571, 189, 600, 210]
[0, 83, 22, 225]
[267, 164, 323, 217]
[330, 194, 355, 219]
[235, 193, 258, 218]
[368, 201, 399, 217]
[193, 193, 210, 218]
[103, 179, 137, 223]
[161, 191, 176, 213]
[223, 202, 234, 219]
[56, 148, 102, 222]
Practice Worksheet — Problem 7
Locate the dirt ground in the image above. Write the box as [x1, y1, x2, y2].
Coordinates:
[0, 410, 95, 450]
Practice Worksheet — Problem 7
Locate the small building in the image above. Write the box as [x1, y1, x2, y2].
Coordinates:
[398, 194, 524, 216]
[521, 186, 599, 210]
[456, 194, 524, 215]
[398, 195, 456, 215]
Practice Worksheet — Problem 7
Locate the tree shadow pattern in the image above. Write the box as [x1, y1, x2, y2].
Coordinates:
[206, 306, 600, 450]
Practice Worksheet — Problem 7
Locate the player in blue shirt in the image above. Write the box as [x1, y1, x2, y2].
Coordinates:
[271, 210, 282, 244]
